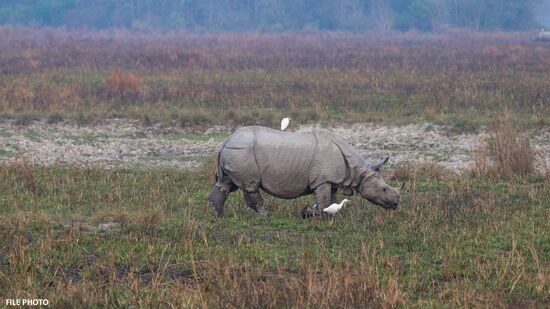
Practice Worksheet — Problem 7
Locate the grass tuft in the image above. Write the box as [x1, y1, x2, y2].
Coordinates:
[106, 69, 143, 101]
[14, 113, 36, 126]
[472, 113, 542, 180]
[47, 112, 64, 124]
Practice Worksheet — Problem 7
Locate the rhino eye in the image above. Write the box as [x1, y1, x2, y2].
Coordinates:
[383, 188, 387, 192]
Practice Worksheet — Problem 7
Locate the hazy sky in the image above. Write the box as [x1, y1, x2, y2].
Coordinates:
[0, 0, 547, 32]
[536, 1, 550, 28]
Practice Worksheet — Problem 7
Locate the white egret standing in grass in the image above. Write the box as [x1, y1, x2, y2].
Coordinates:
[323, 199, 350, 221]
[280, 117, 291, 131]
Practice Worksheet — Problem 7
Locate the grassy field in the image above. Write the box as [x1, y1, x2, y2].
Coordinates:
[1, 29, 550, 130]
[0, 159, 549, 307]
[1, 29, 550, 307]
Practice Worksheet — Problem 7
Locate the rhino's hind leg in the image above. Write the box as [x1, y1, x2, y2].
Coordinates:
[208, 179, 237, 218]
[243, 191, 270, 217]
[208, 184, 228, 218]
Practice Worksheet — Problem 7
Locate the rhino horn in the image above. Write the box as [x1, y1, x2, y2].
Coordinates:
[373, 156, 389, 171]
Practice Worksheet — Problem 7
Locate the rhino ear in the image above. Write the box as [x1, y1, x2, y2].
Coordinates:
[373, 156, 389, 171]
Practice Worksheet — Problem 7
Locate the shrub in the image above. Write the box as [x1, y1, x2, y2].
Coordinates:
[472, 114, 541, 180]
[180, 110, 213, 127]
[14, 113, 36, 126]
[392, 161, 452, 182]
[106, 69, 142, 99]
[47, 112, 64, 124]
[142, 114, 152, 126]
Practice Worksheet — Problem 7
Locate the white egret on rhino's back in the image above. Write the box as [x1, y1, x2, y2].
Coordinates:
[323, 199, 350, 217]
[280, 117, 290, 131]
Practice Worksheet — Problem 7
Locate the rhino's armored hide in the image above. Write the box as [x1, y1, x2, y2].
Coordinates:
[535, 32, 550, 42]
[209, 126, 399, 218]
[220, 126, 364, 198]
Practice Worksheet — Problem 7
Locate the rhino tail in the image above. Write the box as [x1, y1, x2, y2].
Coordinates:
[215, 149, 225, 184]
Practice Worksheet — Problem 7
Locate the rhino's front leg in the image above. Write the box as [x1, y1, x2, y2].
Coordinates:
[330, 187, 338, 204]
[302, 183, 332, 219]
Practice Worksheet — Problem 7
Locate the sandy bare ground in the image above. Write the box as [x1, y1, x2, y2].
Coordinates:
[0, 119, 549, 172]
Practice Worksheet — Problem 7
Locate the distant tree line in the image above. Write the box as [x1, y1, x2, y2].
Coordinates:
[0, 0, 544, 32]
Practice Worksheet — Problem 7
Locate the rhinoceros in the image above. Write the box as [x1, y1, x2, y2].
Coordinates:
[534, 31, 550, 42]
[208, 126, 400, 218]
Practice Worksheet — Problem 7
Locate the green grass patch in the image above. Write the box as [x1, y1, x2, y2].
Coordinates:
[0, 164, 548, 307]
[0, 148, 14, 157]
[163, 133, 228, 142]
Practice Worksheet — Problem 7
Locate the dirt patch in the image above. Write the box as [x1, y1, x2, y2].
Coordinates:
[0, 119, 548, 172]
[60, 221, 123, 237]
[303, 123, 488, 171]
[0, 119, 226, 170]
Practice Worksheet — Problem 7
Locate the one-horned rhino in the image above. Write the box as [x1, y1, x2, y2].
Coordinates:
[535, 31, 550, 42]
[208, 126, 399, 218]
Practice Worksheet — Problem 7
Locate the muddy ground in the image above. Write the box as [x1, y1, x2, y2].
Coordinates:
[1, 119, 549, 172]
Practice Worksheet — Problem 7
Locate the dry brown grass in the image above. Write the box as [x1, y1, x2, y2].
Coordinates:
[106, 69, 143, 99]
[392, 161, 454, 183]
[198, 245, 404, 308]
[15, 158, 38, 193]
[472, 113, 542, 180]
[1, 29, 550, 127]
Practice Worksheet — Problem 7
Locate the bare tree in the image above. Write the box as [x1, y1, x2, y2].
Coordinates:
[370, 0, 395, 31]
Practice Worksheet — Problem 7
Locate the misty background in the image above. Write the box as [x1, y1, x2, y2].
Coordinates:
[0, 0, 549, 32]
